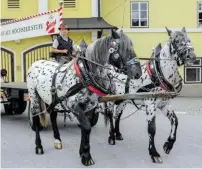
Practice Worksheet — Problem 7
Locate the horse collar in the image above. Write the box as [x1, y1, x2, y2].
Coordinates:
[74, 58, 111, 96]
[146, 54, 175, 92]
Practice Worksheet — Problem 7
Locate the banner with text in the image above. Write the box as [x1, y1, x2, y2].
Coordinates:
[1, 11, 60, 42]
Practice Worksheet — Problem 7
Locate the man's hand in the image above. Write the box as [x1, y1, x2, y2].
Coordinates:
[62, 49, 68, 54]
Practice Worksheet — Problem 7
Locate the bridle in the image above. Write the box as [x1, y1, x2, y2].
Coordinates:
[168, 38, 194, 66]
[108, 40, 140, 74]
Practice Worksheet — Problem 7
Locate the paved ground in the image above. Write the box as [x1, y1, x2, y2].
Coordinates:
[1, 97, 202, 168]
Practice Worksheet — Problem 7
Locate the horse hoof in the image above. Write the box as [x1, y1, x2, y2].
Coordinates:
[151, 156, 163, 163]
[35, 147, 44, 155]
[54, 140, 62, 150]
[163, 141, 173, 154]
[116, 134, 123, 140]
[81, 153, 95, 166]
[108, 136, 115, 145]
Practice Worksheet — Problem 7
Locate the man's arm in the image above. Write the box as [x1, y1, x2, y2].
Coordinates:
[52, 39, 67, 54]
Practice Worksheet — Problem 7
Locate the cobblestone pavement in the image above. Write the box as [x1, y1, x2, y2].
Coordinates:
[1, 97, 202, 168]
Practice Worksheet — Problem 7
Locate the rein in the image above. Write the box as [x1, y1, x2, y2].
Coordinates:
[71, 54, 112, 70]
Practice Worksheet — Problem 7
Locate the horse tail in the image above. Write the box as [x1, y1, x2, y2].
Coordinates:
[39, 114, 48, 128]
[39, 100, 49, 128]
[26, 61, 49, 129]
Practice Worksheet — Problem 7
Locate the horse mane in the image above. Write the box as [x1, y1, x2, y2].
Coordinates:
[85, 30, 135, 73]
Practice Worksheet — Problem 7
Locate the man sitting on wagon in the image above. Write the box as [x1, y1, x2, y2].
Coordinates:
[51, 23, 81, 64]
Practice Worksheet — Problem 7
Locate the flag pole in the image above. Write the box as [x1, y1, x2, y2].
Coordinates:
[59, 1, 63, 26]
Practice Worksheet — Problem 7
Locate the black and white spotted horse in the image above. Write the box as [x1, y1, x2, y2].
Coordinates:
[26, 29, 142, 166]
[103, 27, 197, 163]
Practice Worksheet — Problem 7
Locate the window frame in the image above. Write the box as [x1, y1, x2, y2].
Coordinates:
[130, 1, 149, 28]
[63, 0, 77, 9]
[184, 58, 202, 84]
[7, 0, 20, 9]
[197, 1, 202, 28]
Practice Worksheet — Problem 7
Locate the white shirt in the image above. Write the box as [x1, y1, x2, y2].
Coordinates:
[52, 35, 81, 52]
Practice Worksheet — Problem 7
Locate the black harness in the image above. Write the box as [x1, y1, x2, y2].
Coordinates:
[46, 53, 114, 113]
[147, 43, 175, 92]
[75, 56, 114, 95]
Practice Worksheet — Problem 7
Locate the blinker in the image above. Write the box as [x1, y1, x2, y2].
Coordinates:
[109, 48, 115, 53]
[126, 57, 139, 65]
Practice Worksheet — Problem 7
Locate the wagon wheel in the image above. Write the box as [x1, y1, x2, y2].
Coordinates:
[1, 89, 13, 115]
[4, 103, 13, 115]
[11, 98, 27, 114]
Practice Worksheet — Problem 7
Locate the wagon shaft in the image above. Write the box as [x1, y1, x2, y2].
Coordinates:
[99, 92, 179, 102]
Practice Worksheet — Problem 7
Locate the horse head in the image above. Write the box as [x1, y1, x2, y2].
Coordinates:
[108, 29, 142, 79]
[165, 27, 196, 66]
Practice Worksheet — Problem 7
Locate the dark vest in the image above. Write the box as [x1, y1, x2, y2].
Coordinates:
[57, 36, 73, 56]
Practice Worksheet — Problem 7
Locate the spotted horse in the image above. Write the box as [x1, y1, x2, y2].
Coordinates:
[26, 29, 142, 166]
[102, 27, 197, 163]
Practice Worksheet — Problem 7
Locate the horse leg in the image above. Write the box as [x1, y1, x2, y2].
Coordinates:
[50, 111, 62, 150]
[107, 109, 116, 145]
[115, 111, 124, 140]
[75, 103, 94, 166]
[160, 105, 178, 154]
[146, 102, 162, 163]
[104, 102, 116, 145]
[114, 102, 126, 140]
[33, 115, 44, 154]
[29, 90, 44, 155]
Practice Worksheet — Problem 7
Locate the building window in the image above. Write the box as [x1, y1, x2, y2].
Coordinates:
[63, 0, 76, 8]
[131, 1, 148, 27]
[7, 0, 20, 8]
[185, 58, 202, 83]
[198, 2, 202, 27]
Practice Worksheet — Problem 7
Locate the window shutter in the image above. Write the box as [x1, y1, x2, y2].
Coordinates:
[63, 0, 76, 8]
[7, 0, 20, 8]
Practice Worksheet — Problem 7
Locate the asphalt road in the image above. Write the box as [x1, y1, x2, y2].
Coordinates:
[1, 97, 202, 168]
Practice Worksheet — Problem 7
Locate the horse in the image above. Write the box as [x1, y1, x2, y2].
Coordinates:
[26, 29, 142, 166]
[103, 27, 197, 163]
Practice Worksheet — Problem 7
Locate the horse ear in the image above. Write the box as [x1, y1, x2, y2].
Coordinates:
[165, 27, 172, 36]
[182, 27, 187, 34]
[111, 29, 120, 39]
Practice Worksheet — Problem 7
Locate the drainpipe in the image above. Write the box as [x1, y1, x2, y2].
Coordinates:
[98, 0, 101, 18]
[97, 0, 103, 38]
[91, 0, 103, 40]
[92, 0, 98, 17]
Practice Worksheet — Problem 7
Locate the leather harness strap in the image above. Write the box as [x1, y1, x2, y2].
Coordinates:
[50, 63, 65, 107]
[145, 45, 175, 92]
[124, 77, 142, 110]
[146, 60, 174, 92]
[74, 58, 109, 96]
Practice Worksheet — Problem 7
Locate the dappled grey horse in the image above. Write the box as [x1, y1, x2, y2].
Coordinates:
[103, 27, 196, 163]
[27, 29, 142, 166]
